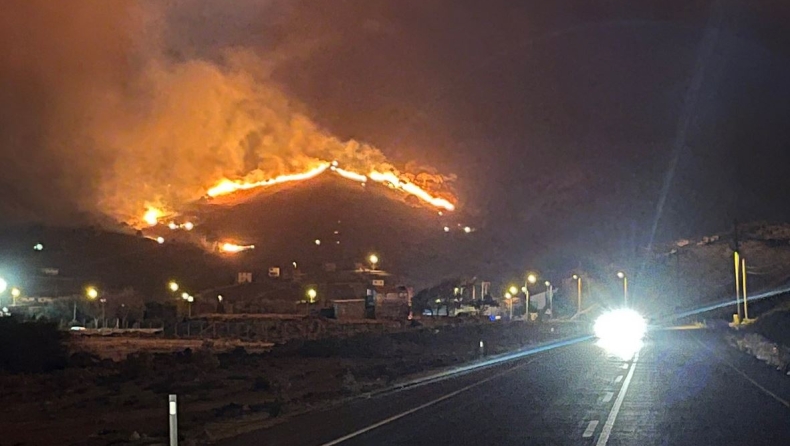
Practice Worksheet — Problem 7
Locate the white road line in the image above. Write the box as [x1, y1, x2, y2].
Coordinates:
[614, 375, 623, 383]
[602, 392, 614, 403]
[318, 358, 538, 446]
[692, 337, 790, 409]
[582, 420, 599, 438]
[596, 351, 639, 446]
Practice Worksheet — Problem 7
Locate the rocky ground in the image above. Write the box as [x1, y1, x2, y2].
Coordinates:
[0, 318, 580, 446]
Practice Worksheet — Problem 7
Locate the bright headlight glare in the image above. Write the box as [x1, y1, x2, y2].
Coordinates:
[594, 309, 647, 342]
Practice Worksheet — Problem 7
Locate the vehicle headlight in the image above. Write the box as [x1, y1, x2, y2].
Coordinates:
[594, 309, 646, 359]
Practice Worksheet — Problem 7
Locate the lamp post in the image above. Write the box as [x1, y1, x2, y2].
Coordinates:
[617, 271, 628, 307]
[734, 251, 742, 322]
[525, 273, 537, 318]
[10, 287, 20, 307]
[572, 274, 582, 315]
[544, 281, 552, 318]
[504, 292, 513, 319]
[99, 298, 107, 328]
[86, 287, 99, 327]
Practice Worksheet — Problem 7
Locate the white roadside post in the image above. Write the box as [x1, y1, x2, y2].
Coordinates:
[169, 394, 178, 446]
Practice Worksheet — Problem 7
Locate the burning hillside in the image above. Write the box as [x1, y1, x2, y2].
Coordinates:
[0, 1, 457, 229]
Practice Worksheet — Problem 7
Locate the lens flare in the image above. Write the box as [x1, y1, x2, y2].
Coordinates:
[594, 309, 647, 359]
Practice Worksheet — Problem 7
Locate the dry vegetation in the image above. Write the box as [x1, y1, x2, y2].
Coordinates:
[0, 319, 578, 446]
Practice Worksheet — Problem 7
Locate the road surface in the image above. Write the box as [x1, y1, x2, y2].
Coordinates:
[222, 330, 790, 445]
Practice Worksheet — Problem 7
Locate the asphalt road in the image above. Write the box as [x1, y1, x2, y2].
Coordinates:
[222, 329, 790, 445]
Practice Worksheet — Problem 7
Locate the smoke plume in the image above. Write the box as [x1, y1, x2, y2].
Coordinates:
[0, 1, 453, 227]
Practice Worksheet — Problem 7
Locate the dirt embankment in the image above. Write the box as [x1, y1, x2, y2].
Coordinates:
[0, 320, 581, 446]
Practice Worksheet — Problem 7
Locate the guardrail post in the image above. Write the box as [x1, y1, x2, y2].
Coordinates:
[169, 394, 178, 446]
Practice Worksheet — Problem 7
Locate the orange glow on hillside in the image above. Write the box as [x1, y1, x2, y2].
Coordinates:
[143, 207, 164, 226]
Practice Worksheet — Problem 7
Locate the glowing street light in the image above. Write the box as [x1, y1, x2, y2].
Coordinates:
[572, 274, 583, 315]
[10, 287, 20, 306]
[616, 271, 628, 307]
[527, 274, 537, 284]
[524, 273, 538, 319]
[86, 287, 99, 300]
[504, 292, 514, 319]
[508, 285, 518, 295]
[307, 288, 317, 304]
[181, 292, 189, 300]
[369, 254, 379, 269]
[168, 281, 179, 292]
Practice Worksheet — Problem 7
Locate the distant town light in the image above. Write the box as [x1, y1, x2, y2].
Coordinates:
[508, 286, 518, 295]
[505, 292, 512, 299]
[545, 281, 551, 287]
[314, 239, 321, 245]
[443, 226, 450, 232]
[156, 237, 165, 244]
[86, 287, 98, 299]
[527, 274, 537, 284]
[369, 254, 379, 266]
[10, 287, 21, 298]
[617, 271, 626, 279]
[168, 281, 179, 292]
[183, 222, 194, 231]
[463, 226, 472, 233]
[168, 222, 178, 230]
[307, 288, 317, 303]
[181, 292, 189, 300]
[33, 243, 44, 251]
[217, 295, 223, 302]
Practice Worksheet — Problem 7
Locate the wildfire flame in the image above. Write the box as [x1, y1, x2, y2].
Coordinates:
[143, 207, 164, 226]
[207, 164, 330, 197]
[205, 162, 455, 211]
[220, 242, 255, 253]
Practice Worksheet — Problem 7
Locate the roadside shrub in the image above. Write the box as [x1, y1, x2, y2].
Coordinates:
[121, 352, 154, 379]
[252, 376, 271, 391]
[0, 318, 67, 373]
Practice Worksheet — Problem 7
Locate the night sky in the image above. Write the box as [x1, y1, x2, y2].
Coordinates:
[3, 0, 790, 279]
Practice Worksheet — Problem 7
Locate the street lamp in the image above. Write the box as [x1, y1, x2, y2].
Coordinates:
[307, 288, 317, 304]
[86, 287, 98, 300]
[544, 281, 553, 318]
[572, 274, 582, 315]
[508, 285, 518, 295]
[369, 254, 379, 270]
[524, 273, 538, 318]
[186, 295, 194, 318]
[168, 281, 179, 292]
[616, 271, 628, 307]
[10, 287, 20, 306]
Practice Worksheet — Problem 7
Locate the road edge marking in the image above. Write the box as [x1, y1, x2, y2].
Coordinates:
[317, 357, 539, 446]
[595, 351, 639, 446]
[693, 336, 790, 409]
[601, 391, 614, 403]
[582, 420, 599, 438]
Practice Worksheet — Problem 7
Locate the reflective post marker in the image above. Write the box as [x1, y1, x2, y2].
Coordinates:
[169, 394, 178, 446]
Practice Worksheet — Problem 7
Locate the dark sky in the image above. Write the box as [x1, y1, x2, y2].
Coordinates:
[3, 0, 790, 278]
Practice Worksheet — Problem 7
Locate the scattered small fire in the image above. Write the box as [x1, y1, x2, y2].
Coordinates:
[220, 242, 255, 253]
[143, 207, 164, 226]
